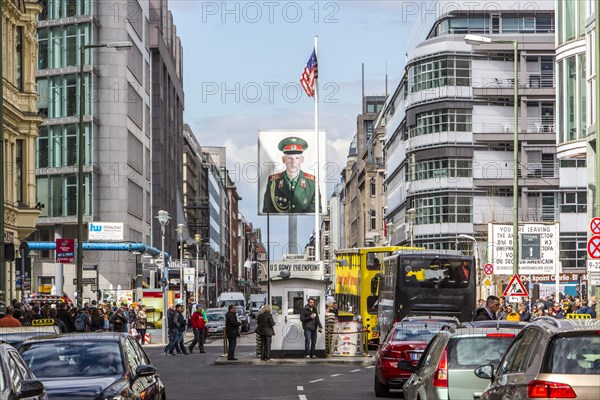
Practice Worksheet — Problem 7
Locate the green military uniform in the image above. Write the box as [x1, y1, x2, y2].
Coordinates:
[262, 136, 322, 214]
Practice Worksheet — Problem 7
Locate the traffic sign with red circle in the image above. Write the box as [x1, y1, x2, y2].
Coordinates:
[591, 218, 600, 235]
[483, 263, 494, 275]
[587, 235, 600, 259]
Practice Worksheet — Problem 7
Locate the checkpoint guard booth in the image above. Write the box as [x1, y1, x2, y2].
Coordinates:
[269, 260, 326, 358]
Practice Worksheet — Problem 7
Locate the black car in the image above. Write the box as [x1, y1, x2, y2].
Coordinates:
[19, 332, 166, 399]
[0, 341, 47, 399]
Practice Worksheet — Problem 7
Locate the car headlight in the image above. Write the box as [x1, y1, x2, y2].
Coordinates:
[100, 380, 130, 400]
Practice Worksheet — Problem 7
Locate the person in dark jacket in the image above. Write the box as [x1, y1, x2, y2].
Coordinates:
[256, 304, 275, 361]
[165, 304, 187, 355]
[56, 303, 74, 332]
[225, 305, 241, 360]
[110, 308, 128, 332]
[300, 297, 323, 358]
[473, 295, 500, 321]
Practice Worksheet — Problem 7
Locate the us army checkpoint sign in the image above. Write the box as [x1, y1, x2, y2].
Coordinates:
[488, 223, 559, 275]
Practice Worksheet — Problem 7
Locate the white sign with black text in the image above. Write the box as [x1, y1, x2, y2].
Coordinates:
[488, 223, 560, 275]
[269, 261, 323, 279]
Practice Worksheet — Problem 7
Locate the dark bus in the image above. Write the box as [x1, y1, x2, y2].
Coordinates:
[378, 250, 476, 339]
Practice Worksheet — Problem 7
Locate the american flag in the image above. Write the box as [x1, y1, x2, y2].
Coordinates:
[300, 49, 318, 97]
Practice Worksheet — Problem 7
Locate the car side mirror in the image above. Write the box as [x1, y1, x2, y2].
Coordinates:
[134, 364, 157, 382]
[17, 379, 45, 399]
[398, 360, 417, 372]
[474, 364, 495, 381]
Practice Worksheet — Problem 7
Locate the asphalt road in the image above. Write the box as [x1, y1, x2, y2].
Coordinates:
[144, 329, 403, 400]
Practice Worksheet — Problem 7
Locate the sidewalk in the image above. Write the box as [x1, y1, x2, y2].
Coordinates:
[149, 330, 376, 366]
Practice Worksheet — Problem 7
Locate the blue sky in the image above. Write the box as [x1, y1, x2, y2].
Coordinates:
[169, 1, 431, 257]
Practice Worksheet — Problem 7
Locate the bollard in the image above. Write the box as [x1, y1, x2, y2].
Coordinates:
[363, 324, 370, 357]
[223, 330, 228, 357]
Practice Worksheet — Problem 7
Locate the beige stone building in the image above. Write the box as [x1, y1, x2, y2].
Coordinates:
[1, 0, 43, 300]
[341, 95, 387, 248]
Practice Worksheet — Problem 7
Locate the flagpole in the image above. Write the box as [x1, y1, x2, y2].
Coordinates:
[314, 35, 320, 263]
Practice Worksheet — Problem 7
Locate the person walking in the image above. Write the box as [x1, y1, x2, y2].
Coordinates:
[225, 305, 241, 361]
[165, 304, 187, 355]
[189, 305, 207, 353]
[256, 304, 275, 361]
[135, 306, 148, 345]
[300, 297, 323, 359]
[473, 295, 500, 321]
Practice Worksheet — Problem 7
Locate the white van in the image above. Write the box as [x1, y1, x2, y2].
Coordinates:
[217, 292, 246, 310]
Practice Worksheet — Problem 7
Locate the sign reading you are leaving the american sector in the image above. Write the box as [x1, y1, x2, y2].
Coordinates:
[487, 223, 559, 275]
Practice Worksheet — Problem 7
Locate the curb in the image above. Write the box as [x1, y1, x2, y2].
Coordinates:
[214, 356, 375, 366]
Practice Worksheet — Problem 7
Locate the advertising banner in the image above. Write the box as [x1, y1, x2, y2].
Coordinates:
[258, 130, 326, 215]
[56, 238, 75, 263]
[88, 222, 124, 241]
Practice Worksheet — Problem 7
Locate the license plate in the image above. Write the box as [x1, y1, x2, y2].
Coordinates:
[410, 352, 422, 361]
[209, 328, 217, 333]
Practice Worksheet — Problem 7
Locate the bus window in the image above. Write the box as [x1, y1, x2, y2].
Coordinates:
[367, 295, 378, 314]
[366, 254, 381, 270]
[403, 259, 470, 289]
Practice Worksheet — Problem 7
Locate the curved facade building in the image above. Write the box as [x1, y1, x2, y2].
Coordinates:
[384, 1, 587, 273]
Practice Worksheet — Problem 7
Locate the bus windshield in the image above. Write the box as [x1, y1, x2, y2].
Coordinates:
[402, 257, 471, 289]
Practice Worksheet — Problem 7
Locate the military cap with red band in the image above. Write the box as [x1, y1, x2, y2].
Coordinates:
[278, 137, 309, 154]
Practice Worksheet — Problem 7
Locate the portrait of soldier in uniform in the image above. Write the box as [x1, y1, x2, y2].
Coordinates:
[262, 136, 322, 214]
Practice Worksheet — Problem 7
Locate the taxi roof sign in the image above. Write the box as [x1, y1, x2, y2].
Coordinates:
[31, 318, 55, 326]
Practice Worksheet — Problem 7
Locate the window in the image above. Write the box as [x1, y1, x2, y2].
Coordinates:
[16, 140, 24, 204]
[370, 210, 377, 231]
[410, 109, 472, 137]
[128, 132, 143, 173]
[414, 194, 472, 224]
[560, 234, 586, 270]
[37, 23, 90, 70]
[128, 180, 144, 218]
[36, 173, 90, 218]
[127, 84, 143, 128]
[560, 192, 586, 213]
[39, 74, 91, 118]
[370, 178, 376, 197]
[16, 27, 24, 91]
[448, 337, 515, 369]
[499, 330, 542, 374]
[542, 333, 600, 374]
[36, 123, 90, 169]
[408, 56, 471, 93]
[408, 158, 472, 182]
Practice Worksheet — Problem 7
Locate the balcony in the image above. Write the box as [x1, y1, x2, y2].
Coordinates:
[526, 205, 558, 222]
[526, 71, 554, 89]
[525, 117, 555, 133]
[519, 161, 558, 179]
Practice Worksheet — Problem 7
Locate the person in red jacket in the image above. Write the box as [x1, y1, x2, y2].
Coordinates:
[188, 305, 207, 353]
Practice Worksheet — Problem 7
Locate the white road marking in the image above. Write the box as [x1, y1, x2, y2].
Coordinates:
[297, 386, 304, 391]
[309, 378, 324, 383]
[299, 395, 308, 400]
[330, 374, 342, 377]
[365, 366, 375, 369]
[350, 369, 361, 372]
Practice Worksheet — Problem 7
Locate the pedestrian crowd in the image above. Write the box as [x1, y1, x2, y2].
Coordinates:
[0, 297, 150, 345]
[474, 294, 598, 321]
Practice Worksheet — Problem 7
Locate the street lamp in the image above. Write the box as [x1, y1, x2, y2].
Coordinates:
[464, 34, 519, 276]
[177, 224, 186, 308]
[156, 210, 171, 344]
[194, 234, 201, 306]
[76, 40, 132, 308]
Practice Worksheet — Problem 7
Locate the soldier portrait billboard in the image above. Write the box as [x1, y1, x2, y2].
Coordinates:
[258, 130, 326, 215]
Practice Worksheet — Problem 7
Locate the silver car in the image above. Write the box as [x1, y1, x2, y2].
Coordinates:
[401, 321, 525, 400]
[475, 317, 600, 400]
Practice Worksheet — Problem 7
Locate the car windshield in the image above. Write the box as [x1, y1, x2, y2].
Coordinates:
[447, 336, 515, 369]
[542, 333, 600, 375]
[207, 314, 225, 322]
[391, 323, 447, 342]
[20, 341, 124, 378]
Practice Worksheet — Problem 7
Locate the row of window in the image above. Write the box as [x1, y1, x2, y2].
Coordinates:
[37, 174, 90, 218]
[557, 54, 587, 144]
[556, 0, 589, 45]
[38, 24, 90, 70]
[407, 159, 472, 182]
[414, 195, 472, 225]
[409, 109, 472, 138]
[434, 14, 554, 37]
[408, 57, 470, 93]
[37, 74, 92, 119]
[37, 123, 90, 169]
[40, 0, 92, 20]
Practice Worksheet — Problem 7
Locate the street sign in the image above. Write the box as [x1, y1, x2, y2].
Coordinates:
[483, 277, 492, 287]
[591, 218, 600, 234]
[483, 263, 494, 275]
[587, 235, 600, 259]
[503, 274, 528, 297]
[587, 259, 600, 273]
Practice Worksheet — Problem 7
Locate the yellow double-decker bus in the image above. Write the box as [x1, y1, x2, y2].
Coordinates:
[334, 246, 408, 346]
